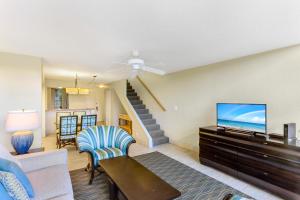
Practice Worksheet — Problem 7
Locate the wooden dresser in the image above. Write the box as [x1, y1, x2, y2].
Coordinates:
[199, 126, 300, 200]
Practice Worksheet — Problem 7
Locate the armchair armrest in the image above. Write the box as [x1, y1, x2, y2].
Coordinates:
[126, 140, 136, 155]
[15, 149, 68, 173]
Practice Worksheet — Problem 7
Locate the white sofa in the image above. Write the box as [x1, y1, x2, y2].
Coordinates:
[15, 149, 73, 200]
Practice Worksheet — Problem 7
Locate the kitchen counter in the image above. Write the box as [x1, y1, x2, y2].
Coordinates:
[46, 108, 97, 112]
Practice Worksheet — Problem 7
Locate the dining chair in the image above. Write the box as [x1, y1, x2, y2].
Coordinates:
[57, 115, 78, 149]
[56, 112, 72, 129]
[81, 115, 97, 131]
[73, 111, 86, 127]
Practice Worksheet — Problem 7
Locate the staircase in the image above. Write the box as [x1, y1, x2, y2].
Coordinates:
[127, 81, 169, 146]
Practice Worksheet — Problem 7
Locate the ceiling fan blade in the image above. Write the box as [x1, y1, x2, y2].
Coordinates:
[142, 66, 166, 75]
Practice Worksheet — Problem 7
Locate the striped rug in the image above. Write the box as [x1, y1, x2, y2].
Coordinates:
[70, 152, 251, 200]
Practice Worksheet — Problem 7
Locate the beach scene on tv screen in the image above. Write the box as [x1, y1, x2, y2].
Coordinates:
[217, 104, 266, 133]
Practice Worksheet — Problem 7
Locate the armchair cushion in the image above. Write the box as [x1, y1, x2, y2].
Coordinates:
[95, 148, 125, 161]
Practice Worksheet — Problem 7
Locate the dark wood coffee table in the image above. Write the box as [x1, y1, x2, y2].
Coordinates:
[100, 156, 181, 200]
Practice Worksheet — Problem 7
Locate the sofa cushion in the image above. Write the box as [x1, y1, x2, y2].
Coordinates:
[27, 164, 73, 200]
[0, 143, 21, 167]
[16, 149, 68, 173]
[0, 171, 30, 200]
[0, 158, 34, 198]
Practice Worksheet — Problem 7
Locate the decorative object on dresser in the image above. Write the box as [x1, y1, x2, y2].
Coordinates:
[5, 110, 39, 155]
[199, 126, 300, 200]
[57, 115, 78, 149]
[77, 126, 136, 184]
[284, 123, 297, 141]
[118, 114, 132, 134]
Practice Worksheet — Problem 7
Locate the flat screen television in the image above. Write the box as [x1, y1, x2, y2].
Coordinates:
[217, 103, 267, 134]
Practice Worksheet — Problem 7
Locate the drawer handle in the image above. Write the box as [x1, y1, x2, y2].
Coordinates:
[214, 141, 218, 144]
[263, 142, 268, 145]
[263, 172, 268, 176]
[263, 154, 268, 158]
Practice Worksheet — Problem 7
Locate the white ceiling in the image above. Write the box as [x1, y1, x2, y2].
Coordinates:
[0, 0, 300, 83]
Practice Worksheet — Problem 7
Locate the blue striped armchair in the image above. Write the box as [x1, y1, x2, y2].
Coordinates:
[77, 126, 135, 184]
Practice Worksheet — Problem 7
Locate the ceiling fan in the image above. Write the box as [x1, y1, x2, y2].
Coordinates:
[112, 50, 166, 78]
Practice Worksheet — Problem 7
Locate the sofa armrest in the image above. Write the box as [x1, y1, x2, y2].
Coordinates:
[15, 149, 68, 173]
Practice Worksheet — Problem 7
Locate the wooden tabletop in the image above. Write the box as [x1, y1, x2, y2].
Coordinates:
[100, 156, 181, 200]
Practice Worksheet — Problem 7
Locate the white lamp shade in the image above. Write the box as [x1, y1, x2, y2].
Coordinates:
[5, 110, 39, 132]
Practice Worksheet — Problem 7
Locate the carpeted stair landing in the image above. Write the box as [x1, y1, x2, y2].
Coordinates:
[70, 152, 251, 200]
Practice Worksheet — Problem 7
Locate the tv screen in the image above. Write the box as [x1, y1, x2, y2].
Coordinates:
[217, 103, 267, 134]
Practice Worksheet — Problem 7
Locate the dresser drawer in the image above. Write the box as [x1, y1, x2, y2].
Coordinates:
[200, 137, 237, 153]
[237, 146, 300, 174]
[237, 141, 300, 164]
[200, 142, 237, 170]
[238, 153, 300, 193]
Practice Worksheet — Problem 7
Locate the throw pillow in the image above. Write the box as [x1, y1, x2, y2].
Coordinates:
[0, 143, 22, 167]
[0, 181, 13, 200]
[0, 158, 34, 198]
[0, 171, 29, 200]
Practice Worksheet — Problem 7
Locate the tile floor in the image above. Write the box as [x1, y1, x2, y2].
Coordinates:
[43, 135, 282, 200]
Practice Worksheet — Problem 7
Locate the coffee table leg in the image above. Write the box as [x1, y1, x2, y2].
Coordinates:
[108, 177, 118, 200]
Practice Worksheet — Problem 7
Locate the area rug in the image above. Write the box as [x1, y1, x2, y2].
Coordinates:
[70, 152, 251, 200]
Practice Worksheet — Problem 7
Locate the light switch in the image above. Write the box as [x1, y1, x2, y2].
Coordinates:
[174, 105, 178, 111]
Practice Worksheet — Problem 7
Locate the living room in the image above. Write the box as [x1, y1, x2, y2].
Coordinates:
[0, 1, 300, 200]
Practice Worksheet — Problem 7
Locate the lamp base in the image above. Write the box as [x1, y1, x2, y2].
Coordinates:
[11, 131, 34, 155]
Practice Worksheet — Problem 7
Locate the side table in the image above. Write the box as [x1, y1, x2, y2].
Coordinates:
[10, 147, 45, 156]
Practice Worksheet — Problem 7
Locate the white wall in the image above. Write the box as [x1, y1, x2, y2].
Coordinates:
[42, 65, 46, 137]
[130, 45, 300, 152]
[104, 88, 126, 126]
[104, 89, 112, 125]
[0, 52, 42, 151]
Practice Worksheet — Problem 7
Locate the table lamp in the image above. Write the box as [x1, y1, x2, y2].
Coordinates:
[5, 110, 39, 154]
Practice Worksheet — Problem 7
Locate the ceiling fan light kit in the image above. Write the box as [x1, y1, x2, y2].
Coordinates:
[112, 50, 167, 77]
